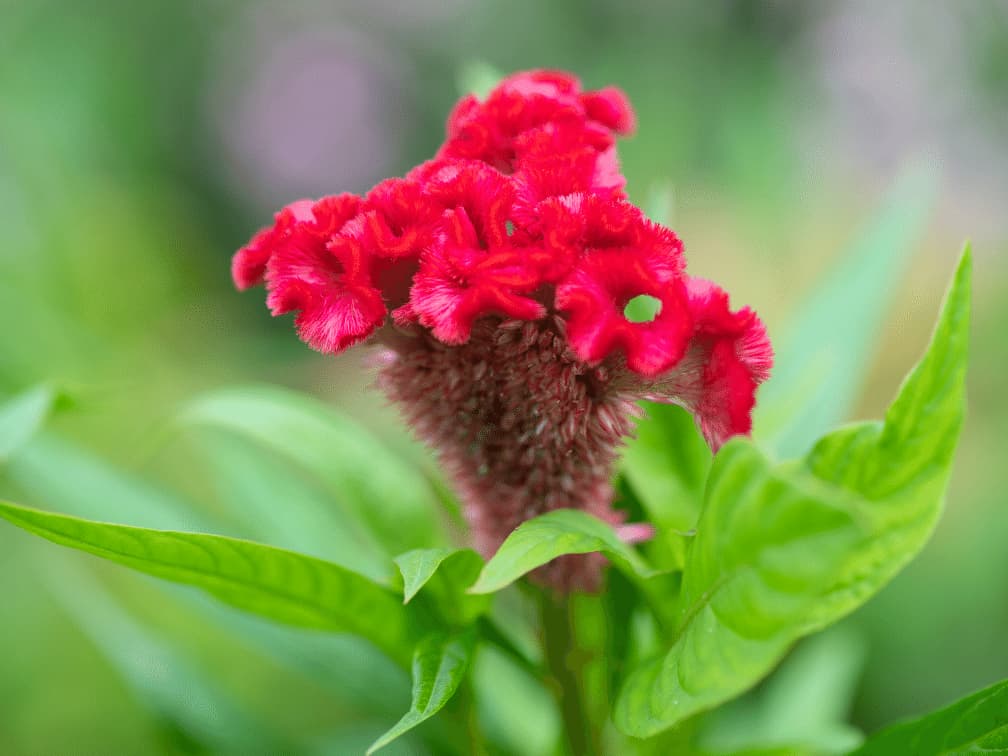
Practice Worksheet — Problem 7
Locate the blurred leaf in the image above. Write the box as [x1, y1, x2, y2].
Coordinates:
[194, 430, 392, 583]
[620, 402, 711, 551]
[367, 630, 477, 754]
[851, 677, 1008, 755]
[396, 548, 464, 603]
[700, 628, 866, 755]
[7, 434, 415, 719]
[456, 61, 503, 98]
[0, 500, 420, 665]
[469, 509, 656, 594]
[395, 547, 489, 625]
[8, 433, 213, 530]
[0, 385, 59, 462]
[179, 590, 411, 718]
[473, 645, 559, 756]
[615, 249, 969, 737]
[178, 385, 445, 555]
[41, 555, 293, 754]
[755, 163, 938, 457]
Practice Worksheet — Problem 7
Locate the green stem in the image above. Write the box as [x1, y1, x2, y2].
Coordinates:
[539, 592, 604, 756]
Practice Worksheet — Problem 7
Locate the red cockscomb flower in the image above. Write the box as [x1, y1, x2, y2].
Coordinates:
[232, 70, 772, 591]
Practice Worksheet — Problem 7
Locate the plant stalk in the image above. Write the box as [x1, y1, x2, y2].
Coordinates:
[539, 591, 604, 756]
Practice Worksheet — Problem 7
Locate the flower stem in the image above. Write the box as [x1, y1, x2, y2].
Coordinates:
[539, 591, 604, 756]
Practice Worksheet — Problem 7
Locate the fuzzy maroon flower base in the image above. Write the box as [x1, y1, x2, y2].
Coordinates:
[232, 70, 772, 591]
[378, 316, 637, 591]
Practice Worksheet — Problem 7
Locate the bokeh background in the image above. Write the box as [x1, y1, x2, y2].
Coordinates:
[1, 1, 1006, 753]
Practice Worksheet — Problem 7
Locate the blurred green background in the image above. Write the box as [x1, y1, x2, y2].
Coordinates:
[1, 1, 1006, 753]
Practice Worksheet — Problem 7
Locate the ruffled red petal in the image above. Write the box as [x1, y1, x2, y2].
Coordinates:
[643, 278, 773, 450]
[556, 245, 692, 377]
[231, 199, 315, 290]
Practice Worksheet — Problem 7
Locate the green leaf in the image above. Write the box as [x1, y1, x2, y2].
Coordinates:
[6, 434, 414, 719]
[755, 163, 938, 457]
[456, 60, 503, 99]
[396, 548, 463, 603]
[193, 430, 393, 583]
[367, 630, 477, 754]
[472, 644, 559, 756]
[178, 385, 444, 555]
[469, 509, 655, 594]
[851, 677, 1008, 755]
[615, 248, 970, 737]
[0, 499, 420, 665]
[8, 433, 214, 530]
[699, 628, 866, 755]
[395, 547, 489, 624]
[0, 384, 60, 462]
[40, 555, 293, 753]
[620, 402, 711, 542]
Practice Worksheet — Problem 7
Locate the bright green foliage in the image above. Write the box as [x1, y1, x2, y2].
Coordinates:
[469, 509, 656, 594]
[0, 500, 419, 665]
[179, 385, 444, 555]
[193, 430, 394, 583]
[368, 630, 477, 754]
[621, 402, 712, 538]
[0, 384, 60, 462]
[755, 164, 937, 457]
[852, 677, 1008, 755]
[698, 628, 865, 754]
[0, 246, 976, 753]
[41, 556, 293, 753]
[7, 433, 417, 730]
[397, 547, 465, 603]
[614, 249, 970, 737]
[395, 547, 489, 624]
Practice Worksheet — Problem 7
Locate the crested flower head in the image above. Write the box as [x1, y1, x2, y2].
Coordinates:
[232, 69, 772, 591]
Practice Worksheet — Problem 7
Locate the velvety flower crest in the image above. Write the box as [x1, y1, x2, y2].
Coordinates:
[232, 69, 773, 590]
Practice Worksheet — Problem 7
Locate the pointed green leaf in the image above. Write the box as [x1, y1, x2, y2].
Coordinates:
[395, 548, 460, 603]
[615, 248, 970, 737]
[469, 509, 655, 594]
[0, 385, 60, 462]
[851, 677, 1008, 755]
[7, 434, 414, 717]
[395, 547, 482, 603]
[0, 500, 420, 665]
[367, 630, 477, 754]
[395, 547, 489, 624]
[178, 385, 443, 555]
[756, 164, 938, 456]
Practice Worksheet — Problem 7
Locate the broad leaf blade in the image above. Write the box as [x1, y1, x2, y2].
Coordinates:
[367, 630, 477, 754]
[178, 385, 444, 555]
[756, 164, 938, 457]
[0, 500, 419, 665]
[469, 509, 655, 594]
[851, 678, 1008, 755]
[615, 249, 969, 737]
